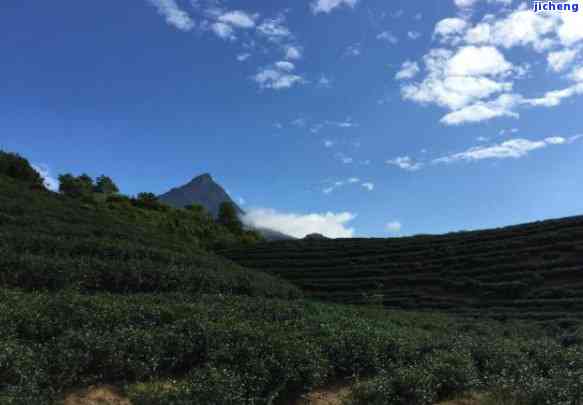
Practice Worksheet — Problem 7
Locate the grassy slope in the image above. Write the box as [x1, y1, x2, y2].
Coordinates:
[1, 175, 583, 404]
[221, 218, 583, 323]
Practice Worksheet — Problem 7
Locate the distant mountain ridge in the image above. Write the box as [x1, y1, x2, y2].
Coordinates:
[158, 173, 295, 241]
[158, 173, 244, 218]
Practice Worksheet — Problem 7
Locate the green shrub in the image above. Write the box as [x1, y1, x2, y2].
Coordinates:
[348, 366, 437, 405]
[0, 151, 43, 187]
[425, 349, 478, 400]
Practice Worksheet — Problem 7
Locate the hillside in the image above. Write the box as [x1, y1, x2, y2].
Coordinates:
[221, 217, 583, 323]
[0, 175, 296, 299]
[1, 156, 583, 404]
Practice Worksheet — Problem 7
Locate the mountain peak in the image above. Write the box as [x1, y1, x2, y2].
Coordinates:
[190, 173, 213, 183]
[158, 173, 243, 217]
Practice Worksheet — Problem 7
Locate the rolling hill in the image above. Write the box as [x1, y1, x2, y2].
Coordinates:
[221, 217, 583, 323]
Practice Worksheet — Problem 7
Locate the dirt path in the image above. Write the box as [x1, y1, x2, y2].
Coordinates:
[63, 385, 132, 405]
[280, 382, 352, 405]
[61, 383, 484, 405]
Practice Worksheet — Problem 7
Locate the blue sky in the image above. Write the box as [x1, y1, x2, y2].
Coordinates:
[2, 0, 583, 238]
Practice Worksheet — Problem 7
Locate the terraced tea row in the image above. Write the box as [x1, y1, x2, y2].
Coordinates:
[221, 215, 583, 322]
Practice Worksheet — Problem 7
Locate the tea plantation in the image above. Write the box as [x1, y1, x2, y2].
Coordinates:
[2, 153, 583, 404]
[222, 218, 583, 324]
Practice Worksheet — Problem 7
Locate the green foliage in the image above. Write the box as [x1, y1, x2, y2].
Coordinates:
[58, 173, 94, 198]
[94, 175, 119, 195]
[134, 192, 166, 211]
[218, 201, 243, 235]
[0, 151, 43, 187]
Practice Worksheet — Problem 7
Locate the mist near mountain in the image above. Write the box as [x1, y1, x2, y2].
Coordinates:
[159, 174, 295, 240]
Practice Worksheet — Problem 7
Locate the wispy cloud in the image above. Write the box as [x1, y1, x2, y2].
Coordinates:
[236, 53, 251, 62]
[257, 15, 292, 42]
[335, 152, 353, 164]
[362, 182, 374, 191]
[344, 43, 361, 57]
[377, 31, 398, 44]
[284, 45, 303, 60]
[407, 31, 421, 40]
[395, 61, 420, 80]
[218, 10, 257, 29]
[311, 0, 359, 15]
[386, 156, 423, 171]
[322, 177, 374, 194]
[318, 75, 332, 88]
[253, 62, 305, 90]
[148, 0, 195, 31]
[433, 136, 581, 164]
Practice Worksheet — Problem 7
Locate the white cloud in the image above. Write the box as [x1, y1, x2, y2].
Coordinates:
[400, 3, 583, 125]
[243, 209, 356, 238]
[237, 197, 246, 205]
[499, 127, 518, 136]
[440, 93, 520, 125]
[454, 0, 513, 9]
[318, 75, 332, 88]
[547, 49, 577, 72]
[432, 135, 578, 164]
[324, 139, 335, 148]
[148, 0, 195, 31]
[557, 12, 583, 47]
[257, 15, 292, 41]
[348, 177, 360, 183]
[291, 117, 307, 127]
[402, 48, 514, 111]
[386, 156, 423, 171]
[311, 0, 359, 14]
[253, 62, 305, 90]
[285, 45, 303, 60]
[434, 18, 468, 43]
[408, 31, 422, 40]
[385, 221, 402, 233]
[362, 182, 375, 191]
[237, 53, 251, 61]
[344, 43, 361, 57]
[335, 152, 353, 164]
[569, 66, 583, 82]
[395, 61, 420, 80]
[326, 119, 358, 128]
[274, 61, 295, 71]
[447, 46, 513, 77]
[211, 22, 235, 40]
[32, 164, 59, 191]
[217, 10, 257, 29]
[524, 82, 583, 107]
[377, 31, 398, 44]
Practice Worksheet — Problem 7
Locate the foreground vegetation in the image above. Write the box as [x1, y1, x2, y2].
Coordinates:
[1, 151, 583, 404]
